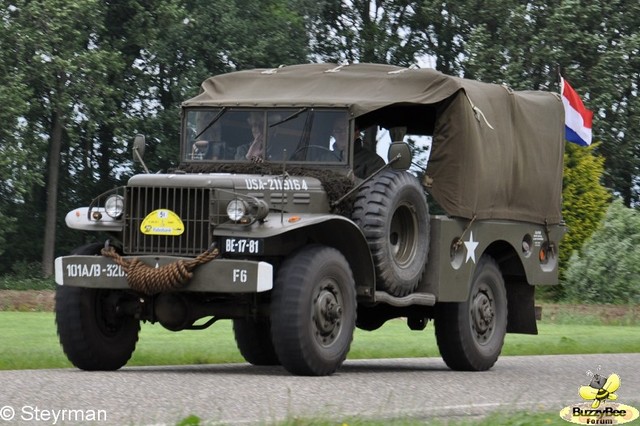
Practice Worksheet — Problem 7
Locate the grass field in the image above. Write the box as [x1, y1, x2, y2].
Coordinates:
[1, 310, 639, 370]
[175, 410, 567, 426]
[265, 411, 568, 426]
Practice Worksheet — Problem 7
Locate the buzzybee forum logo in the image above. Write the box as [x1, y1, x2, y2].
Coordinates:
[560, 367, 639, 425]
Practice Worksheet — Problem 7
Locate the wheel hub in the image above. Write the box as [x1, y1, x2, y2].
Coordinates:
[389, 205, 417, 267]
[313, 287, 342, 345]
[471, 290, 495, 342]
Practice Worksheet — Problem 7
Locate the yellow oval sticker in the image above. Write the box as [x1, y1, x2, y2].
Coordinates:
[140, 209, 184, 236]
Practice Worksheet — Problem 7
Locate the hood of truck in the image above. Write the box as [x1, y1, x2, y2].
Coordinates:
[127, 172, 324, 192]
[126, 172, 332, 222]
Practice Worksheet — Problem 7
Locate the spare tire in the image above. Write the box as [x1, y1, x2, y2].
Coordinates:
[351, 170, 430, 297]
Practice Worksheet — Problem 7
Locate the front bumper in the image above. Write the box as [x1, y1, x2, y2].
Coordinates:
[54, 255, 273, 293]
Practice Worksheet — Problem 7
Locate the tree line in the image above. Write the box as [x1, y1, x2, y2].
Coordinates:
[0, 0, 637, 293]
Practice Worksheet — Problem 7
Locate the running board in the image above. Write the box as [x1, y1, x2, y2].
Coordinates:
[374, 291, 436, 307]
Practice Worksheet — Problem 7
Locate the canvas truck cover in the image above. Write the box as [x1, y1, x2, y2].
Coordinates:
[183, 63, 565, 225]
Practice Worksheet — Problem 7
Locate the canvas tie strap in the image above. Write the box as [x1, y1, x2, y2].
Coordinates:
[453, 215, 477, 251]
[464, 93, 495, 130]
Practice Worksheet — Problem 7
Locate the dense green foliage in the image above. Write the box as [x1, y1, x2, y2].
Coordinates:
[0, 0, 636, 302]
[564, 199, 640, 304]
[542, 143, 611, 300]
[561, 144, 610, 266]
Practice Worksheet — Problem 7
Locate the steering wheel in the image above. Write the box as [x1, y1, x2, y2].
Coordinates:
[291, 145, 341, 161]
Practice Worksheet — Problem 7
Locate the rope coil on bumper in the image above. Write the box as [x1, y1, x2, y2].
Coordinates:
[101, 245, 220, 295]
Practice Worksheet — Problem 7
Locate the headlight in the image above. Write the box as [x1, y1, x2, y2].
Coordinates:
[104, 195, 124, 218]
[226, 199, 248, 222]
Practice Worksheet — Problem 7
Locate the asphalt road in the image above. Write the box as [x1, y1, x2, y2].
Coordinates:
[1, 353, 639, 425]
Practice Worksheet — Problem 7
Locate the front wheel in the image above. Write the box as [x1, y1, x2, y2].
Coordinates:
[434, 255, 507, 371]
[233, 317, 280, 366]
[270, 245, 356, 376]
[55, 243, 140, 371]
[56, 286, 140, 370]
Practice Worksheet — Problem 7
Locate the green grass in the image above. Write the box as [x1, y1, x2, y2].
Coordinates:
[1, 312, 639, 370]
[175, 410, 574, 425]
[268, 410, 568, 425]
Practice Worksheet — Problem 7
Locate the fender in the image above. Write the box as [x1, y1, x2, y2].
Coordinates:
[425, 216, 564, 301]
[215, 213, 376, 300]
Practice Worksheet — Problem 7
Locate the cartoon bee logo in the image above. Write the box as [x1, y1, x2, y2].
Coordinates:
[579, 372, 620, 408]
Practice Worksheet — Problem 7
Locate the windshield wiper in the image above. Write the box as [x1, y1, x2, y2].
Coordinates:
[194, 107, 228, 139]
[269, 107, 309, 128]
[290, 110, 315, 161]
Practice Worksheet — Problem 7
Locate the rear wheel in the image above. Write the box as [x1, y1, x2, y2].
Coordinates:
[55, 243, 140, 371]
[270, 245, 356, 376]
[434, 255, 507, 371]
[233, 317, 280, 366]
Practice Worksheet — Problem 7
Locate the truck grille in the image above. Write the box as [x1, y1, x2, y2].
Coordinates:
[123, 186, 214, 256]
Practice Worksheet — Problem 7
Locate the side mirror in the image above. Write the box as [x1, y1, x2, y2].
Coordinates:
[387, 142, 412, 170]
[133, 134, 146, 162]
[132, 134, 150, 174]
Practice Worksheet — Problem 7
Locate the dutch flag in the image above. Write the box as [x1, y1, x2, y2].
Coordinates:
[561, 77, 593, 146]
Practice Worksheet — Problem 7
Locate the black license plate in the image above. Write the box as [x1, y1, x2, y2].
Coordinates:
[222, 237, 264, 254]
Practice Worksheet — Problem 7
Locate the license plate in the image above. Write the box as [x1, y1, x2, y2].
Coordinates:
[222, 237, 263, 254]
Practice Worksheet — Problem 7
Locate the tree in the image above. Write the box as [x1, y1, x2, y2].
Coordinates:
[0, 5, 42, 261]
[464, 0, 562, 89]
[210, 0, 309, 70]
[9, 0, 120, 276]
[549, 143, 611, 299]
[306, 0, 425, 65]
[418, 0, 519, 77]
[563, 199, 640, 304]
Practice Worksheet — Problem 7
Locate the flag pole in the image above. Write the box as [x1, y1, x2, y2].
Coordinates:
[557, 64, 562, 91]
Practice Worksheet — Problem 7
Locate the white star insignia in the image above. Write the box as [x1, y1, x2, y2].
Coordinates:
[464, 231, 479, 264]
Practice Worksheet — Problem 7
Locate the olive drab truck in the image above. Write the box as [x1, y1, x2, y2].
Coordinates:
[54, 63, 566, 376]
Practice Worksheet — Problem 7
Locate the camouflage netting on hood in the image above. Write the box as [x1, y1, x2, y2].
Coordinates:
[176, 162, 356, 214]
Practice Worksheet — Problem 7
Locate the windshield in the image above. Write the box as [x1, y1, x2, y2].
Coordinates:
[182, 108, 350, 164]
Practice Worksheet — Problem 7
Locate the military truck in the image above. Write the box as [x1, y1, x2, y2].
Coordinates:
[54, 63, 566, 376]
